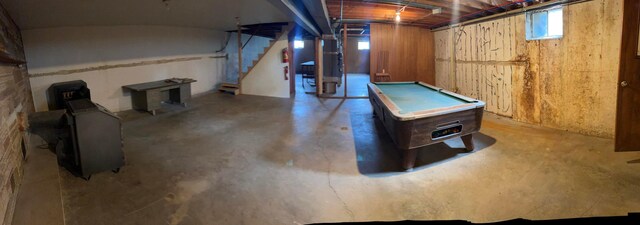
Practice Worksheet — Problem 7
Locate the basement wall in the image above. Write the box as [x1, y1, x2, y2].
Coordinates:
[346, 37, 370, 74]
[370, 24, 436, 84]
[434, 0, 622, 138]
[293, 39, 314, 74]
[241, 30, 290, 98]
[23, 26, 227, 112]
[0, 6, 33, 224]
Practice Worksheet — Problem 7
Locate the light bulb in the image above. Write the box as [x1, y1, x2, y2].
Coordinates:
[395, 12, 401, 22]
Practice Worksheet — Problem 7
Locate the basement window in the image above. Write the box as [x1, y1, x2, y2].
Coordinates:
[358, 41, 370, 50]
[294, 40, 305, 49]
[526, 7, 563, 40]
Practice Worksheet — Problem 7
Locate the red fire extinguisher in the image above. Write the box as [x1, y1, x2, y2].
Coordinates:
[284, 66, 289, 80]
[282, 48, 289, 63]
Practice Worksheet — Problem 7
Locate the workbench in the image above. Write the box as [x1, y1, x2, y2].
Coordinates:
[122, 78, 196, 115]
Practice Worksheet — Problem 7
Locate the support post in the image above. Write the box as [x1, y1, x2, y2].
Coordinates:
[237, 17, 243, 94]
[343, 23, 348, 98]
[315, 37, 324, 96]
[449, 27, 456, 92]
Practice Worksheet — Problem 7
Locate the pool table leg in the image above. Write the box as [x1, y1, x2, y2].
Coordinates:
[402, 149, 418, 171]
[461, 134, 474, 152]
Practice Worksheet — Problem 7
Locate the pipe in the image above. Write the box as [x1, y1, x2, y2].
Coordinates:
[362, 0, 441, 10]
[338, 18, 428, 26]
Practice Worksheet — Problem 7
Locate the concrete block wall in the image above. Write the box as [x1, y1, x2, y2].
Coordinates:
[23, 26, 228, 113]
[0, 7, 34, 224]
[434, 0, 623, 138]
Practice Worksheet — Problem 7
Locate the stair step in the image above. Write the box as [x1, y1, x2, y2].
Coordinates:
[240, 25, 287, 79]
[218, 86, 240, 95]
[221, 83, 239, 88]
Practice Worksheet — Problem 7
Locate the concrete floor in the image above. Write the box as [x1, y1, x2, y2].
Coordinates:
[12, 89, 640, 225]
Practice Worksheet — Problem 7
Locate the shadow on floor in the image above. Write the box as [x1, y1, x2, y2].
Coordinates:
[350, 109, 496, 177]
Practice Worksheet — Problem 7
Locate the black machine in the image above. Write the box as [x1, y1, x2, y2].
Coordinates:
[47, 80, 91, 110]
[57, 99, 124, 179]
[33, 80, 124, 180]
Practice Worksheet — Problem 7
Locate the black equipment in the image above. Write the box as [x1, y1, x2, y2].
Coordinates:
[47, 80, 91, 110]
[57, 99, 123, 179]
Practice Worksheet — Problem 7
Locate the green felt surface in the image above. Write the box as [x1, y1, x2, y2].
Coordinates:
[375, 83, 468, 114]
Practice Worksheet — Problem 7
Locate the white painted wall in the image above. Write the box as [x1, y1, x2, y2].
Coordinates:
[241, 31, 290, 98]
[23, 26, 227, 112]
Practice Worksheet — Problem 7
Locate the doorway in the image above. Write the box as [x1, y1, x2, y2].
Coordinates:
[615, 0, 640, 151]
[343, 26, 370, 98]
[318, 24, 371, 98]
[290, 24, 318, 96]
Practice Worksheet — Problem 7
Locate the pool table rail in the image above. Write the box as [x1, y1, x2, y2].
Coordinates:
[367, 81, 486, 170]
[367, 82, 485, 121]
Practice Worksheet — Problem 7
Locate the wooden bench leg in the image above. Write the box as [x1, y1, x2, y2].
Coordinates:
[461, 134, 474, 152]
[403, 149, 418, 171]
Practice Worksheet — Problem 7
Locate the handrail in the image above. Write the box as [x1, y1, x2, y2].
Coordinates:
[242, 25, 263, 49]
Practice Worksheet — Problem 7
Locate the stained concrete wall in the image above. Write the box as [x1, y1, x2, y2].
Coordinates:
[434, 0, 623, 138]
[241, 30, 290, 98]
[23, 26, 227, 112]
[0, 6, 33, 224]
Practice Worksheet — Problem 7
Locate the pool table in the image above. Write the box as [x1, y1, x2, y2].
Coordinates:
[367, 82, 486, 170]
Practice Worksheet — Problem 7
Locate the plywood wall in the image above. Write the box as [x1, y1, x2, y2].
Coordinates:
[434, 0, 623, 138]
[346, 37, 370, 74]
[370, 24, 435, 84]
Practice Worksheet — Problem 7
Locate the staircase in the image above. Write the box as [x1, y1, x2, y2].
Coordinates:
[218, 83, 240, 95]
[219, 23, 290, 95]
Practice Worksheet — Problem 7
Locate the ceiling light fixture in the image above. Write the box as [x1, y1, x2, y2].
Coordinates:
[395, 5, 407, 23]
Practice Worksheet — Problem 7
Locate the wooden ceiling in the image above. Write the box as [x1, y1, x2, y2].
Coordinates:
[326, 0, 552, 29]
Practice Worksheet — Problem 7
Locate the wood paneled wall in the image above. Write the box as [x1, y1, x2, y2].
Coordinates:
[346, 37, 369, 74]
[369, 24, 435, 84]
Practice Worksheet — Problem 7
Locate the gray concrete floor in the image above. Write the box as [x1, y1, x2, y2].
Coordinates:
[12, 89, 640, 225]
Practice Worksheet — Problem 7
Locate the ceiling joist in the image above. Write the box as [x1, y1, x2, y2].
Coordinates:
[325, 0, 553, 29]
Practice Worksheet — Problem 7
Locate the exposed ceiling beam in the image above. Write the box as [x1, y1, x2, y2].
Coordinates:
[266, 0, 321, 37]
[326, 0, 566, 29]
[301, 0, 333, 35]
